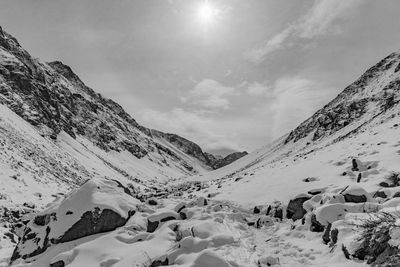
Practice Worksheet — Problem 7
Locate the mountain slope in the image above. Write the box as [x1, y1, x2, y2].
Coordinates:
[0, 24, 248, 190]
[192, 51, 400, 206]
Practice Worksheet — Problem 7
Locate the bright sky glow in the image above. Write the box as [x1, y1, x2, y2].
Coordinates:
[197, 1, 219, 26]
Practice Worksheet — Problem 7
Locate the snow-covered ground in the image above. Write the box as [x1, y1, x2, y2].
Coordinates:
[1, 25, 400, 266]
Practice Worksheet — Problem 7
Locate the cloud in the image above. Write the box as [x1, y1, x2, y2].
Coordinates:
[182, 79, 237, 110]
[246, 82, 270, 96]
[138, 108, 243, 153]
[267, 76, 336, 137]
[247, 0, 364, 62]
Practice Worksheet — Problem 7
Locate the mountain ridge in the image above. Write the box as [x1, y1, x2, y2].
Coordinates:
[0, 25, 246, 181]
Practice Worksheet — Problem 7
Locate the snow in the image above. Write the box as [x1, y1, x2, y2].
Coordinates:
[2, 29, 400, 267]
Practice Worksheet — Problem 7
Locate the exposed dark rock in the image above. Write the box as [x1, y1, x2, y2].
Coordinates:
[284, 53, 400, 144]
[148, 199, 158, 206]
[342, 244, 351, 259]
[286, 195, 311, 221]
[50, 260, 65, 267]
[379, 182, 390, 188]
[147, 220, 159, 233]
[308, 189, 323, 195]
[11, 226, 51, 262]
[33, 213, 54, 226]
[58, 208, 134, 243]
[352, 159, 359, 171]
[253, 206, 261, 214]
[373, 191, 387, 199]
[330, 228, 338, 245]
[150, 258, 169, 267]
[322, 223, 332, 245]
[310, 214, 325, 232]
[357, 173, 362, 183]
[343, 194, 367, 203]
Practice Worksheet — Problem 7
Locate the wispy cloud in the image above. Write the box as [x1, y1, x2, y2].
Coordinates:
[181, 79, 238, 110]
[245, 82, 270, 96]
[247, 0, 364, 63]
[268, 76, 335, 137]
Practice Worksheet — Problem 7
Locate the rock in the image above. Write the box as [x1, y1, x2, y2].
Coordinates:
[393, 192, 400, 198]
[342, 244, 351, 259]
[11, 178, 140, 262]
[286, 194, 311, 221]
[147, 220, 160, 233]
[258, 256, 279, 266]
[379, 182, 391, 188]
[310, 214, 324, 232]
[352, 159, 359, 171]
[342, 185, 371, 203]
[330, 228, 338, 245]
[23, 202, 36, 209]
[357, 173, 362, 183]
[255, 216, 274, 228]
[343, 194, 367, 203]
[308, 188, 324, 195]
[302, 177, 319, 182]
[267, 201, 284, 221]
[253, 206, 261, 214]
[148, 198, 158, 206]
[150, 258, 169, 267]
[50, 260, 65, 267]
[59, 208, 134, 243]
[147, 209, 180, 233]
[374, 191, 387, 199]
[322, 223, 332, 244]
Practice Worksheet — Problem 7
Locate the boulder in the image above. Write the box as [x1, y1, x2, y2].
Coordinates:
[147, 209, 180, 233]
[11, 178, 140, 263]
[286, 194, 311, 221]
[341, 185, 372, 203]
[310, 214, 324, 232]
[344, 194, 367, 203]
[374, 191, 387, 199]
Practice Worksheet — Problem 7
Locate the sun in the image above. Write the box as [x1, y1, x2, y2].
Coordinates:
[197, 1, 219, 26]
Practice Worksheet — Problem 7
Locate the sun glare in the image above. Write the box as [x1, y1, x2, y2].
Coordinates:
[197, 1, 219, 25]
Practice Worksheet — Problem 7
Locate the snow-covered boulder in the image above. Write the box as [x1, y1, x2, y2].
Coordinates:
[10, 178, 140, 262]
[315, 202, 380, 225]
[341, 185, 373, 203]
[147, 209, 181, 233]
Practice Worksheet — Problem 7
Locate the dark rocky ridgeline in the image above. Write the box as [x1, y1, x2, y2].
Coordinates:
[0, 25, 246, 174]
[284, 52, 400, 144]
[205, 151, 248, 169]
[151, 130, 248, 170]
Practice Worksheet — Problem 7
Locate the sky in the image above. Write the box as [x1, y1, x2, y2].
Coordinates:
[1, 0, 400, 155]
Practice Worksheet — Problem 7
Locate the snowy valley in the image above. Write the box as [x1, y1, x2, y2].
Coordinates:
[1, 24, 400, 267]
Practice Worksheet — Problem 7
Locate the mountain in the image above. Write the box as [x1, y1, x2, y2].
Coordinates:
[0, 25, 250, 261]
[193, 50, 400, 205]
[204, 151, 248, 169]
[0, 25, 247, 187]
[2, 25, 400, 267]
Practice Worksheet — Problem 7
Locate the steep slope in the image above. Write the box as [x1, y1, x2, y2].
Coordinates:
[0, 25, 241, 186]
[192, 50, 400, 206]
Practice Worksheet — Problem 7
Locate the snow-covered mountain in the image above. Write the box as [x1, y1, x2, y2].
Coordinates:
[194, 50, 400, 206]
[2, 24, 400, 267]
[0, 25, 249, 199]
